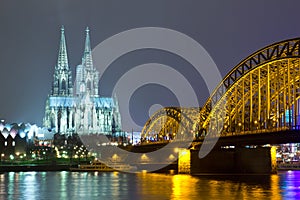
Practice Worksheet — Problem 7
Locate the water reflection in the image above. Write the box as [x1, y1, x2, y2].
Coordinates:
[280, 171, 300, 199]
[137, 173, 282, 199]
[171, 174, 198, 199]
[0, 171, 299, 199]
[22, 172, 38, 200]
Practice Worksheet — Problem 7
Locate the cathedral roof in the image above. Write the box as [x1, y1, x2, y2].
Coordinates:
[49, 96, 115, 108]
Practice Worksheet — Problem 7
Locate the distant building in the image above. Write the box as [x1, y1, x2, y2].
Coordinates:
[43, 27, 121, 135]
[0, 121, 53, 158]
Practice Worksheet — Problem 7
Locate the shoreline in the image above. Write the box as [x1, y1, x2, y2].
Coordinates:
[0, 164, 77, 172]
[1, 162, 297, 173]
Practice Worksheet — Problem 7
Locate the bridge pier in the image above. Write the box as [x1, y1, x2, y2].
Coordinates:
[178, 146, 277, 174]
[178, 149, 191, 174]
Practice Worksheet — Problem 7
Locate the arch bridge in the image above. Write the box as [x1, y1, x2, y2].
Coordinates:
[141, 38, 300, 145]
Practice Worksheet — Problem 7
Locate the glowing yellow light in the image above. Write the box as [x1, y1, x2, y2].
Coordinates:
[112, 154, 118, 160]
[113, 171, 119, 176]
[168, 154, 175, 160]
[270, 146, 277, 173]
[174, 148, 179, 153]
[178, 149, 190, 174]
[141, 154, 149, 162]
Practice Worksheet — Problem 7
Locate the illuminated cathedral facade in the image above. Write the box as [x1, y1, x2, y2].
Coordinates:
[43, 27, 121, 135]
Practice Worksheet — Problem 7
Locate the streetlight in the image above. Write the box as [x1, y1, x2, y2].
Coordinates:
[1, 153, 4, 163]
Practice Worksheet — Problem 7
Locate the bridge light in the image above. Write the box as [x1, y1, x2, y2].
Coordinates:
[238, 122, 242, 126]
[112, 154, 119, 160]
[254, 120, 258, 124]
[141, 154, 149, 162]
[168, 154, 175, 160]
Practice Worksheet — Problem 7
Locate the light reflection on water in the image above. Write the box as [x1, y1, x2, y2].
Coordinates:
[0, 171, 299, 199]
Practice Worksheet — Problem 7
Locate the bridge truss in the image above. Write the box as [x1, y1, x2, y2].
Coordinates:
[142, 38, 300, 140]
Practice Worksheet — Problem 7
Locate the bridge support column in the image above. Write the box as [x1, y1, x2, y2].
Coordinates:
[233, 146, 277, 174]
[190, 146, 277, 174]
[178, 149, 191, 174]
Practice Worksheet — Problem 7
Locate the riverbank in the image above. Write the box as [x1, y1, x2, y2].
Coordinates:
[0, 162, 178, 173]
[0, 164, 78, 172]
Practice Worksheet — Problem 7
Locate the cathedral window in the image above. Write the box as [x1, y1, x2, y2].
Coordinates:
[61, 79, 66, 91]
[80, 83, 85, 93]
[87, 80, 91, 91]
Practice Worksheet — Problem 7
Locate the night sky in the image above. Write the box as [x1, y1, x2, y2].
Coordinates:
[0, 0, 299, 131]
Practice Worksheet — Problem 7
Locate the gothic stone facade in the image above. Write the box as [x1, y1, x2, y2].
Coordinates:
[43, 27, 121, 135]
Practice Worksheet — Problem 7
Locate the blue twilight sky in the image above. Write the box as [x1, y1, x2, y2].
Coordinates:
[0, 0, 299, 130]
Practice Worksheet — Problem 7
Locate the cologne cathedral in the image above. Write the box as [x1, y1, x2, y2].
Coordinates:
[43, 27, 121, 135]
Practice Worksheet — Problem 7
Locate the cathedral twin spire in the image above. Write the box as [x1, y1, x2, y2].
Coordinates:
[84, 27, 91, 54]
[57, 26, 92, 70]
[82, 27, 94, 70]
[45, 26, 121, 134]
[57, 26, 69, 70]
[52, 26, 96, 97]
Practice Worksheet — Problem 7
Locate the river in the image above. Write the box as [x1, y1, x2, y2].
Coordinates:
[0, 170, 299, 199]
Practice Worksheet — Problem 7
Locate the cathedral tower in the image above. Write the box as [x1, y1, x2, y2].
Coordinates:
[52, 26, 73, 96]
[75, 27, 99, 97]
[44, 26, 121, 135]
[44, 26, 74, 133]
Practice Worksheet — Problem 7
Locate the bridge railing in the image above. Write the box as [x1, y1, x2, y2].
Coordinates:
[141, 126, 298, 144]
[194, 126, 295, 141]
[221, 127, 291, 137]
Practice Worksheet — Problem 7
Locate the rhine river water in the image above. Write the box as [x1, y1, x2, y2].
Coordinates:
[0, 170, 299, 199]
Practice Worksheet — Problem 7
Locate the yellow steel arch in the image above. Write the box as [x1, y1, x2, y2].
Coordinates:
[200, 38, 300, 137]
[141, 107, 199, 140]
[142, 38, 300, 140]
